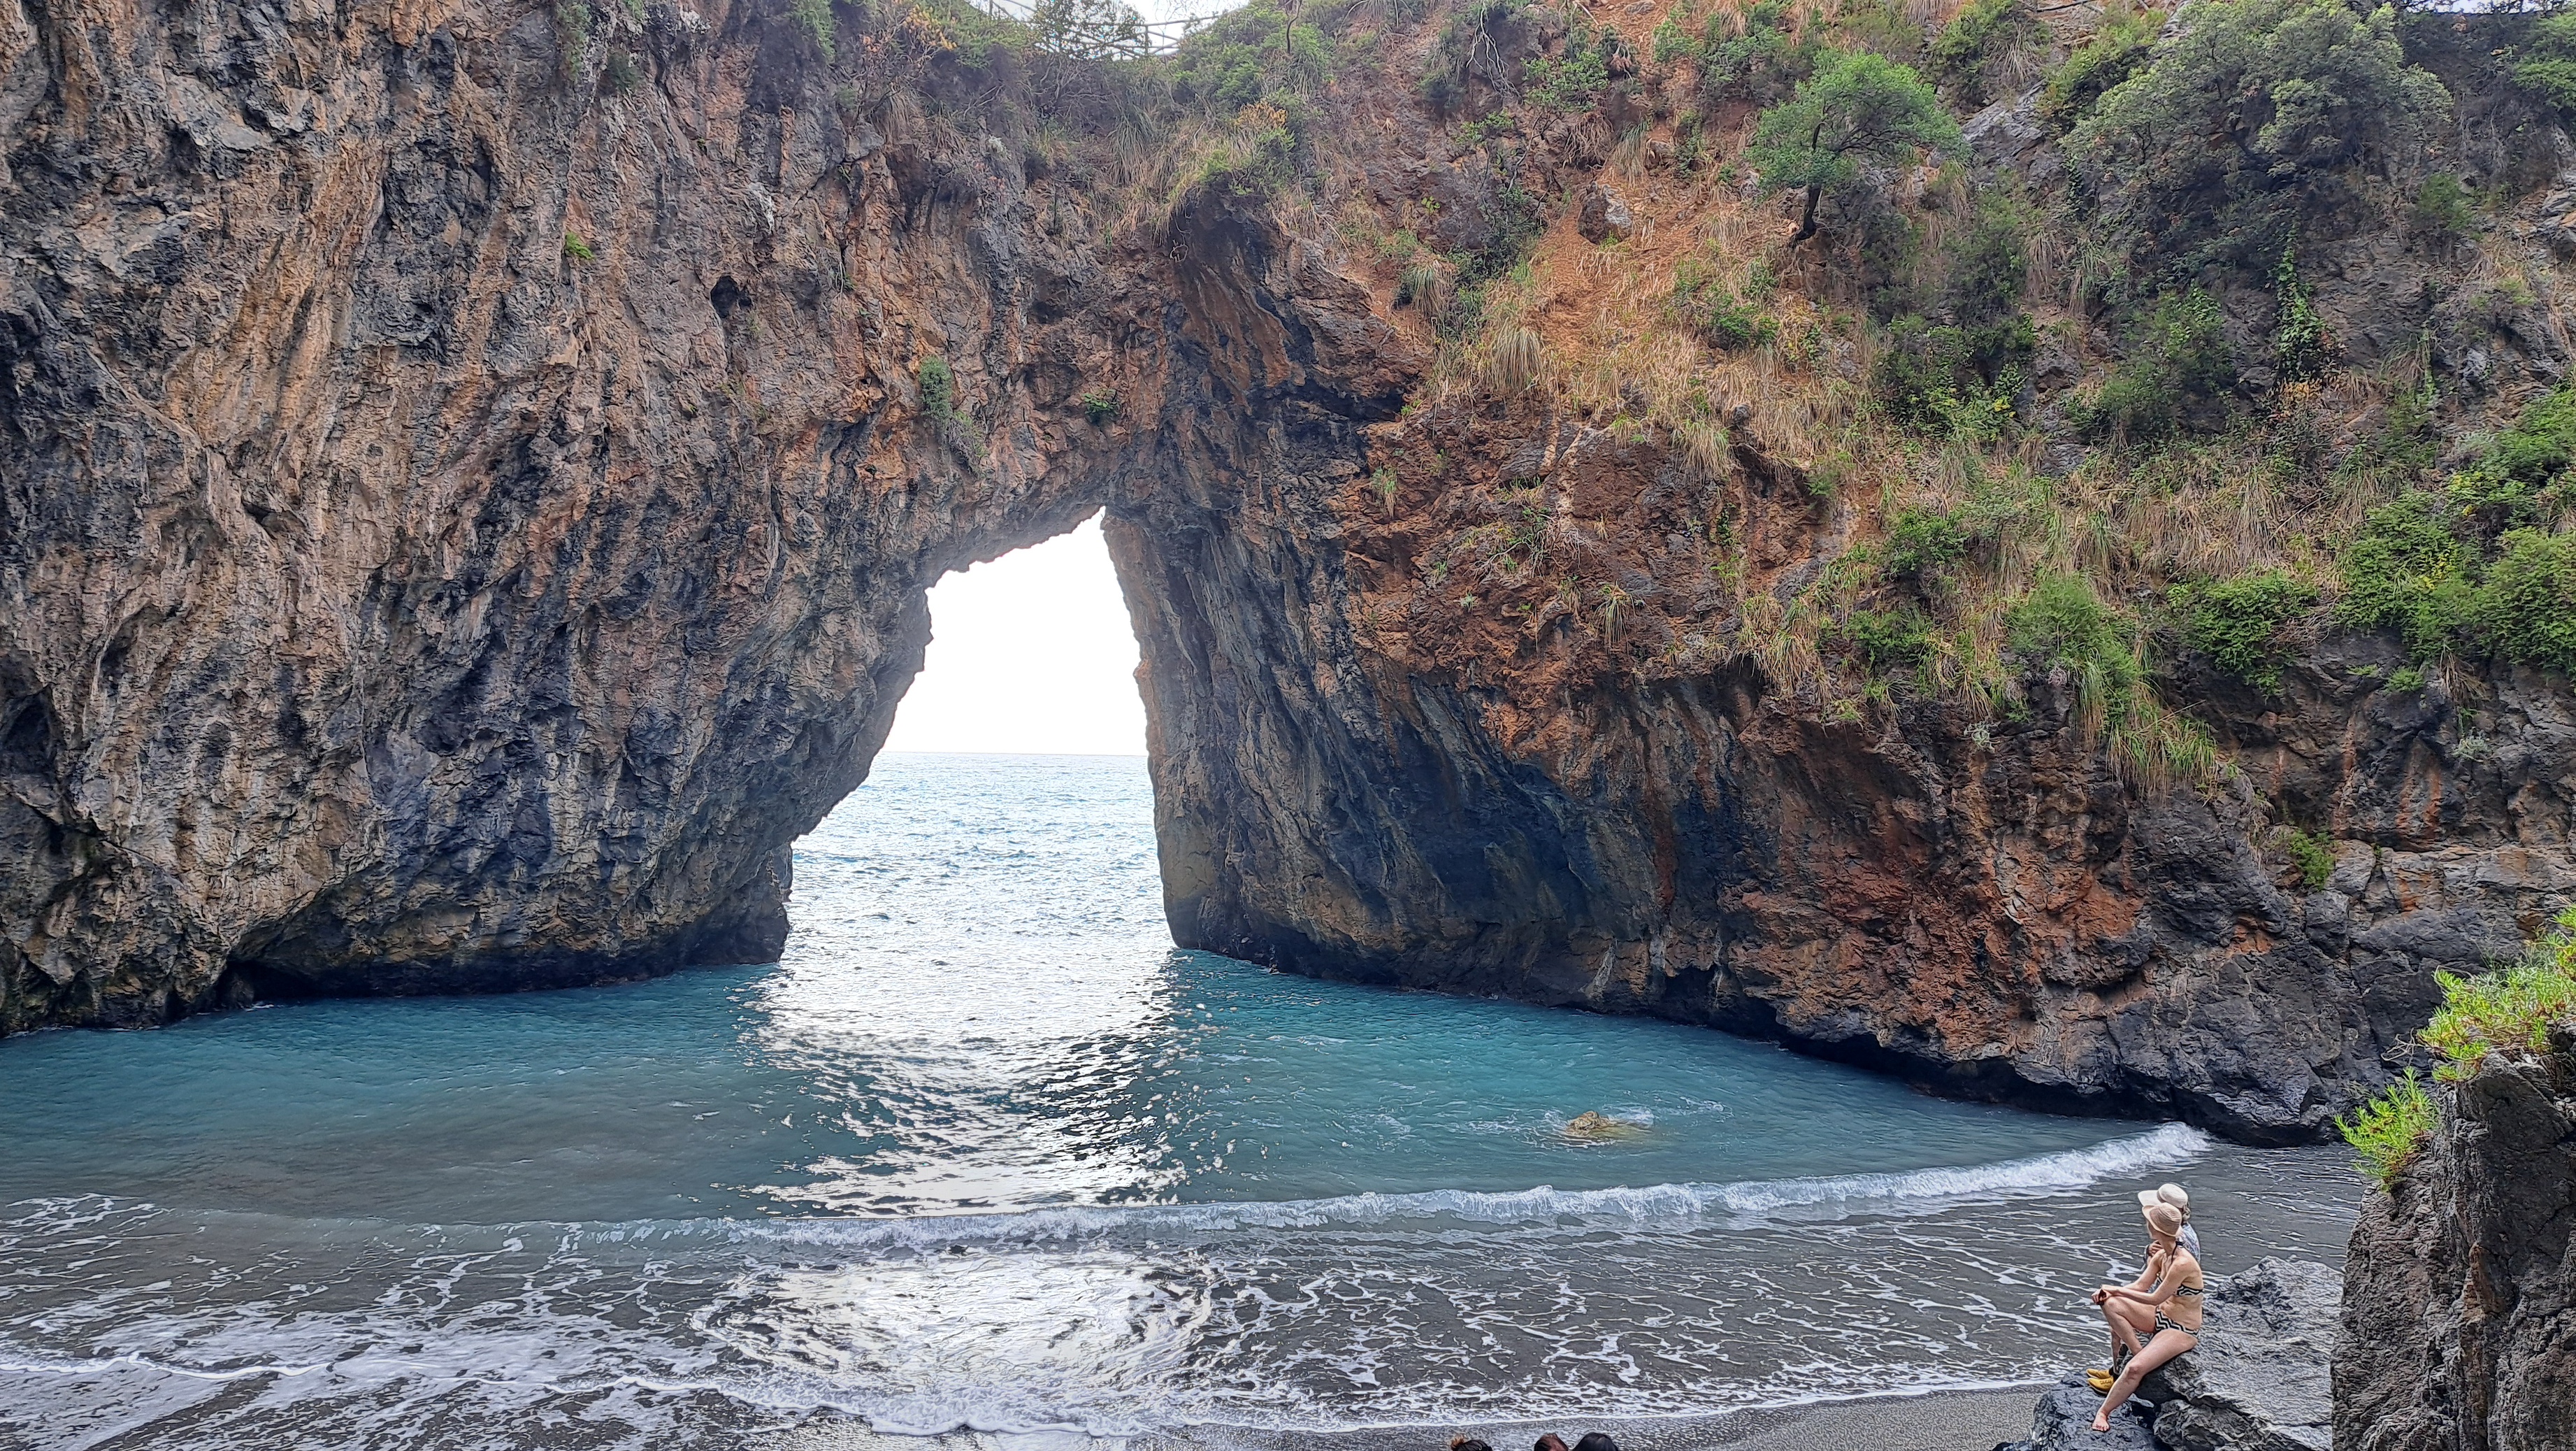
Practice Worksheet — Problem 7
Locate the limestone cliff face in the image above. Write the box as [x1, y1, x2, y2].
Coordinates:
[2335, 1032, 2576, 1450]
[3, 0, 2573, 1148]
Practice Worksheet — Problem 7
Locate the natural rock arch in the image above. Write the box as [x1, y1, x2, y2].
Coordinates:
[0, 0, 1412, 1031]
[10, 0, 2572, 1148]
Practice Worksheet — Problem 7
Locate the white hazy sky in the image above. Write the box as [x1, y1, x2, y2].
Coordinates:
[880, 514, 1149, 756]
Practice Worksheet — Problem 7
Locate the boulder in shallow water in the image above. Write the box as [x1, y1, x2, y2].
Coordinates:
[1996, 1371, 2158, 1451]
[2143, 1257, 2338, 1451]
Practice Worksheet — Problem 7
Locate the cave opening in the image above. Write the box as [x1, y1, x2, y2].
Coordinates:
[774, 504, 1177, 1036]
[879, 511, 1147, 760]
[776, 505, 1167, 965]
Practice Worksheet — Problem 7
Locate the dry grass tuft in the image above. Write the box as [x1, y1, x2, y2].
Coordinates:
[1488, 327, 1547, 394]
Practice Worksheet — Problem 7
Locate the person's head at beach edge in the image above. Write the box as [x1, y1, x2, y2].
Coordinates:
[1573, 1434, 1618, 1451]
[2138, 1182, 2199, 1258]
[1448, 1438, 1491, 1451]
[1532, 1434, 1567, 1451]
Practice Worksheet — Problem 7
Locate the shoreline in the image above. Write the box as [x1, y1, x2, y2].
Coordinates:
[772, 1387, 2043, 1451]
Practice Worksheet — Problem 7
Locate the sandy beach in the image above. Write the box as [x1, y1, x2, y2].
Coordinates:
[775, 1388, 2041, 1451]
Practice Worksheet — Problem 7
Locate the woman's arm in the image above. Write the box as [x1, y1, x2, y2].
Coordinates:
[2109, 1252, 2198, 1307]
[2094, 1248, 2165, 1301]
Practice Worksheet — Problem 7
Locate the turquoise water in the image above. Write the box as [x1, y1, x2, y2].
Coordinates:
[0, 755, 2361, 1448]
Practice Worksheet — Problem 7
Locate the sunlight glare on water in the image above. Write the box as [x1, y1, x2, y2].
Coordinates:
[0, 753, 2362, 1450]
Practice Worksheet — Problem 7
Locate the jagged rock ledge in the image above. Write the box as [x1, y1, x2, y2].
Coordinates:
[1999, 1257, 2338, 1451]
[2335, 1029, 2576, 1451]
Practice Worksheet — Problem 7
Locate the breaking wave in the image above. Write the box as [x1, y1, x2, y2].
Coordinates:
[505, 1122, 2217, 1255]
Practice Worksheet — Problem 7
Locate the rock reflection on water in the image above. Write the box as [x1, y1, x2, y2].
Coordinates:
[0, 755, 2366, 1450]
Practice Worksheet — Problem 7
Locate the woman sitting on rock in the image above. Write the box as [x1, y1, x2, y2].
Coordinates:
[2087, 1201, 2204, 1433]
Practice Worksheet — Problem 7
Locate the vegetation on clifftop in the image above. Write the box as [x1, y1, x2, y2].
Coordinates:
[2340, 1070, 2434, 1189]
[718, 0, 2576, 797]
[2339, 908, 2576, 1186]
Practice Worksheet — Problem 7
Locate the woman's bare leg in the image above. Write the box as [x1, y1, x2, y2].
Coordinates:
[2098, 1299, 2151, 1361]
[2093, 1327, 2194, 1431]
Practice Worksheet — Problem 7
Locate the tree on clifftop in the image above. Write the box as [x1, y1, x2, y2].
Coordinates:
[2066, 0, 2447, 287]
[1747, 51, 1962, 245]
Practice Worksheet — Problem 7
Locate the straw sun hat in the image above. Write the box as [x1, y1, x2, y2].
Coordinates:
[2136, 1182, 2190, 1219]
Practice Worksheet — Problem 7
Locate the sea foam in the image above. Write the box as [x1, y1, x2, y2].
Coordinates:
[610, 1122, 2219, 1254]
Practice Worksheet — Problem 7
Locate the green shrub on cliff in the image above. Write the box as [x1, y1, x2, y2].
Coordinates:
[1930, 0, 2036, 107]
[1525, 13, 1620, 112]
[2473, 529, 2576, 676]
[790, 0, 838, 61]
[1655, 0, 1813, 106]
[2412, 173, 2475, 241]
[1748, 50, 1961, 245]
[1998, 574, 2222, 785]
[2337, 383, 2576, 671]
[1837, 607, 1937, 673]
[1174, 0, 1333, 113]
[2337, 494, 2478, 659]
[2038, 7, 2155, 128]
[2277, 826, 2335, 891]
[2010, 574, 2140, 693]
[2447, 383, 2576, 533]
[2172, 568, 2315, 689]
[2337, 1070, 2433, 1189]
[2341, 910, 2576, 1189]
[1871, 191, 2037, 438]
[1669, 257, 1778, 349]
[1872, 316, 2027, 438]
[2071, 287, 2235, 441]
[918, 356, 977, 449]
[1880, 505, 1967, 583]
[2512, 12, 2576, 115]
[1192, 97, 1309, 199]
[2272, 245, 2330, 385]
[2422, 908, 2576, 1082]
[2067, 0, 2447, 285]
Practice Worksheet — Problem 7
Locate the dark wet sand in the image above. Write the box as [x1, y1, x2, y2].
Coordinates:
[1405, 1389, 2036, 1450]
[777, 1387, 2038, 1451]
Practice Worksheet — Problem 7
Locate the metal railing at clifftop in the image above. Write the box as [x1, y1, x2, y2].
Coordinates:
[966, 0, 1229, 57]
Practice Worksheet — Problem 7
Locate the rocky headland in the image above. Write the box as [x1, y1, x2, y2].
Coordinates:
[8, 0, 2576, 1145]
[2335, 1026, 2575, 1450]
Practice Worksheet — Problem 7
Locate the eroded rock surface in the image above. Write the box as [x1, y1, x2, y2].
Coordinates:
[2143, 1258, 2338, 1451]
[0, 0, 1406, 1028]
[2336, 1030, 2576, 1451]
[2003, 1258, 2337, 1451]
